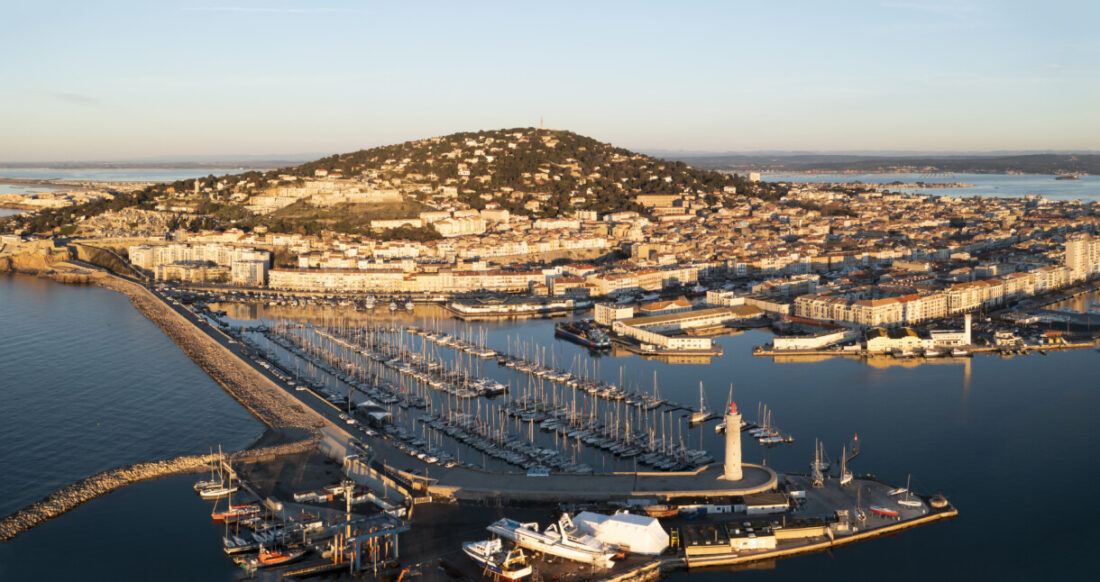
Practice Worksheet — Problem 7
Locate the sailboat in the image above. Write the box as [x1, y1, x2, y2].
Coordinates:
[839, 445, 853, 486]
[690, 382, 708, 424]
[897, 475, 922, 508]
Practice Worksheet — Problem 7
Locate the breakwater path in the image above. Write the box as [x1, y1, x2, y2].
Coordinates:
[94, 273, 322, 431]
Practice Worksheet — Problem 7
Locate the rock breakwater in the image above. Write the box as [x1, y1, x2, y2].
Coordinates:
[0, 438, 318, 541]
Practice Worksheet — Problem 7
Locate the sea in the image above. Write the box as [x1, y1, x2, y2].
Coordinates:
[0, 169, 1098, 579]
[0, 274, 260, 580]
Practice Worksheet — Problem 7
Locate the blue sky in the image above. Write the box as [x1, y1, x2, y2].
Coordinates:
[1, 0, 1097, 161]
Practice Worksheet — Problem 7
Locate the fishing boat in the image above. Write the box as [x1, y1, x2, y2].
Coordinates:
[462, 539, 533, 580]
[405, 300, 415, 311]
[951, 347, 971, 357]
[389, 301, 399, 311]
[487, 514, 617, 568]
[923, 347, 944, 357]
[869, 505, 900, 518]
[689, 382, 708, 424]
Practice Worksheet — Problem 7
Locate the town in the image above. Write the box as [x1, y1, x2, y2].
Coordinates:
[3, 130, 1099, 362]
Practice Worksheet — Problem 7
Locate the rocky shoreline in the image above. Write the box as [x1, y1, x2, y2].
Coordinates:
[0, 437, 318, 541]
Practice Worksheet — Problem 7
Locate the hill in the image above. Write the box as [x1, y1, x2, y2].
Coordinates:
[8, 128, 782, 236]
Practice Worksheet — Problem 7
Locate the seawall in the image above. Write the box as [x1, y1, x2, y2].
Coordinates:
[92, 273, 322, 432]
[0, 437, 318, 541]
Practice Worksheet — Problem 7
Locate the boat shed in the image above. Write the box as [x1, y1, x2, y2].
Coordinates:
[743, 492, 790, 515]
[573, 511, 670, 556]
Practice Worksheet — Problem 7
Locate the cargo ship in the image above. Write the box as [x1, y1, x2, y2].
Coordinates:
[554, 321, 611, 350]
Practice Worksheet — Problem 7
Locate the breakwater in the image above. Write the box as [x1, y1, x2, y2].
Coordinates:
[93, 273, 321, 432]
[0, 437, 317, 541]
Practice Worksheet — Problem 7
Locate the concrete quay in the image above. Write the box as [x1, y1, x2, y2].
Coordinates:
[425, 463, 777, 503]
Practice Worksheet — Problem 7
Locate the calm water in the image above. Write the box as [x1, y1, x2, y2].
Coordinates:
[0, 208, 24, 217]
[765, 172, 1100, 202]
[0, 274, 262, 519]
[0, 182, 63, 196]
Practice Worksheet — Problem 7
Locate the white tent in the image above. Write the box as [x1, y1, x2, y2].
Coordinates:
[573, 511, 669, 555]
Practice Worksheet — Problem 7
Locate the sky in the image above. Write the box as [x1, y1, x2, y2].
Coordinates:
[1, 0, 1098, 161]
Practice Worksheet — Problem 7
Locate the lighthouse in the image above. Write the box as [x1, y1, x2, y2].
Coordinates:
[720, 402, 743, 481]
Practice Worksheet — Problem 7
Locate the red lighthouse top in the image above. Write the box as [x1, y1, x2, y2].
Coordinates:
[728, 402, 738, 415]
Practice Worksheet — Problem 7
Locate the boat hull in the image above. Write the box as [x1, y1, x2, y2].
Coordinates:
[554, 325, 611, 350]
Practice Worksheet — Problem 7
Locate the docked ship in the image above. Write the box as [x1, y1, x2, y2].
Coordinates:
[462, 539, 533, 580]
[487, 514, 617, 569]
[554, 321, 611, 350]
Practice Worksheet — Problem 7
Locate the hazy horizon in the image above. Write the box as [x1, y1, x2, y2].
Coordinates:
[2, 0, 1098, 161]
[4, 147, 1100, 167]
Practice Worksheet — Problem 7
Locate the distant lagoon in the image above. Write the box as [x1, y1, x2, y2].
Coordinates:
[0, 168, 245, 183]
[764, 172, 1099, 202]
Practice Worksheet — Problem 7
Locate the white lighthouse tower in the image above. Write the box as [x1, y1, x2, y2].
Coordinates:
[720, 402, 743, 481]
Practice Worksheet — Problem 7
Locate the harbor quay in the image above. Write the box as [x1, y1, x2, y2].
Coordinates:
[425, 464, 777, 503]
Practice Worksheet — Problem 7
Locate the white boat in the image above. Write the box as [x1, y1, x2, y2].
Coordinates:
[897, 475, 922, 508]
[462, 539, 532, 580]
[951, 347, 971, 357]
[389, 301, 398, 311]
[198, 482, 239, 499]
[404, 300, 415, 311]
[487, 514, 616, 568]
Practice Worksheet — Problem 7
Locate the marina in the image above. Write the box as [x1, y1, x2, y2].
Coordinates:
[5, 272, 1099, 581]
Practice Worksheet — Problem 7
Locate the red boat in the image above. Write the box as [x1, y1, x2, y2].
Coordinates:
[256, 546, 307, 567]
[869, 505, 899, 518]
[211, 503, 260, 523]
